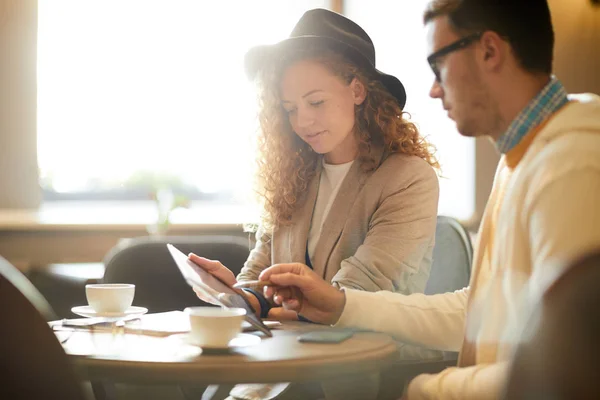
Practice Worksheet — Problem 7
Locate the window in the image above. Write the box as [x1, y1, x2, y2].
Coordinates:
[38, 0, 475, 221]
[37, 0, 329, 204]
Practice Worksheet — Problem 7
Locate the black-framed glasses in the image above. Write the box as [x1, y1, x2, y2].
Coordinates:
[427, 32, 482, 82]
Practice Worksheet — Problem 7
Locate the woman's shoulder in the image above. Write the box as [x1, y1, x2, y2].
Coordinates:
[376, 153, 438, 186]
[366, 153, 439, 205]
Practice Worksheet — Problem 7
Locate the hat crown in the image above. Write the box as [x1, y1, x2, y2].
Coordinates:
[244, 8, 406, 109]
[289, 9, 376, 67]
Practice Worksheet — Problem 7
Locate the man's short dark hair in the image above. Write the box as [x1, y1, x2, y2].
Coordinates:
[423, 0, 554, 75]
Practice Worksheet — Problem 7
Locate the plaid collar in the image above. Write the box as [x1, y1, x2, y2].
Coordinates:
[496, 77, 569, 154]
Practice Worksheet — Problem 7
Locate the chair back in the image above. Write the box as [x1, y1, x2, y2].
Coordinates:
[102, 235, 251, 313]
[0, 256, 85, 399]
[425, 216, 473, 295]
[503, 249, 600, 400]
[0, 256, 57, 321]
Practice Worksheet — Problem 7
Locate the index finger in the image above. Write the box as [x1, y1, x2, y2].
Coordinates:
[259, 263, 307, 281]
[232, 280, 274, 290]
[263, 272, 313, 292]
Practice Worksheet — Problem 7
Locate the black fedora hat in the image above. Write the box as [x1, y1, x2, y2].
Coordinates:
[244, 8, 407, 110]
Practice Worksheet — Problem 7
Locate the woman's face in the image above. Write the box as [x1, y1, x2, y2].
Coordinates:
[279, 59, 366, 164]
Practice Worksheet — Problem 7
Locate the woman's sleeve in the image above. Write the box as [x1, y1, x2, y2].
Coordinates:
[236, 223, 273, 282]
[332, 158, 439, 293]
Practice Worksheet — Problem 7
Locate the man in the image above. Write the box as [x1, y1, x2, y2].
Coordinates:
[258, 0, 600, 398]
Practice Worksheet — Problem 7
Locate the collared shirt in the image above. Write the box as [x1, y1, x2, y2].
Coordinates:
[496, 76, 569, 154]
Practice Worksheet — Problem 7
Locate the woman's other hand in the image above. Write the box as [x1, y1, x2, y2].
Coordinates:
[188, 253, 237, 305]
[188, 253, 237, 286]
[188, 253, 266, 316]
[267, 307, 299, 321]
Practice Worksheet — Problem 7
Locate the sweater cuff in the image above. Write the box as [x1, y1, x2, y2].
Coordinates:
[332, 288, 373, 328]
[243, 288, 271, 319]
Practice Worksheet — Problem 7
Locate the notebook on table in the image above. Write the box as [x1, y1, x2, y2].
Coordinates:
[51, 310, 281, 337]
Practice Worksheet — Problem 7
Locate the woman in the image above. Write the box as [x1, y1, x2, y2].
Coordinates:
[189, 8, 439, 321]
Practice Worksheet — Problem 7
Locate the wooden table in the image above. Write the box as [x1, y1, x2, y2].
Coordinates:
[61, 321, 398, 398]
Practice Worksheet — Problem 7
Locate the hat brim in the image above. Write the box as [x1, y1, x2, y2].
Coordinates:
[244, 36, 406, 110]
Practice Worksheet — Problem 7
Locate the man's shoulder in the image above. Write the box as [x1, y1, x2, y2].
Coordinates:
[527, 94, 600, 178]
[534, 129, 600, 172]
[541, 93, 600, 141]
[517, 129, 600, 205]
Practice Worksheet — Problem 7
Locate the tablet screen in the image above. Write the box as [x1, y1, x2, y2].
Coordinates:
[166, 243, 273, 337]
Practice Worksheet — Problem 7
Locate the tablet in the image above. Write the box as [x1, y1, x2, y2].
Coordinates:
[166, 243, 273, 337]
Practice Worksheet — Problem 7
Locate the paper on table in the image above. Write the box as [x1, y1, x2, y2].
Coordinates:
[51, 310, 281, 337]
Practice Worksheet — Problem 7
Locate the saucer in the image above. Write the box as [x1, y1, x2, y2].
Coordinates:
[181, 333, 261, 351]
[71, 305, 148, 318]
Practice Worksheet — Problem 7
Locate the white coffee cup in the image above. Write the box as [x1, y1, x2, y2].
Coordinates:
[86, 283, 135, 314]
[185, 306, 246, 348]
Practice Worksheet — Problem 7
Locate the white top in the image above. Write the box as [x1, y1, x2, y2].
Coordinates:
[307, 159, 355, 264]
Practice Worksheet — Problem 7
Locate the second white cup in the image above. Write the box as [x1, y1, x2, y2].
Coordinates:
[185, 306, 246, 348]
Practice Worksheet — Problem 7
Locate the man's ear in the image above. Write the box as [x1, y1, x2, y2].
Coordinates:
[479, 31, 506, 72]
[350, 77, 367, 105]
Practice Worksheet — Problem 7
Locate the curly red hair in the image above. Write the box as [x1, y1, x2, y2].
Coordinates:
[254, 49, 438, 229]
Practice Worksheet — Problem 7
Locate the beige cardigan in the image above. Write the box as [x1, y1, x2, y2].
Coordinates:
[335, 94, 600, 399]
[238, 147, 439, 294]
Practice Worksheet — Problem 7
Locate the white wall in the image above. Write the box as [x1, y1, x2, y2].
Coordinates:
[0, 0, 40, 208]
[550, 0, 600, 95]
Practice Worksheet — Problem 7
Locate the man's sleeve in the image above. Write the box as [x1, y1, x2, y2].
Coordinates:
[335, 287, 469, 352]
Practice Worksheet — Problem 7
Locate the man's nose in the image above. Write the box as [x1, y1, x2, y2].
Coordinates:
[429, 79, 443, 99]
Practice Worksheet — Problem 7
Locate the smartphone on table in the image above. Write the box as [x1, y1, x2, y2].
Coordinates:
[297, 329, 354, 344]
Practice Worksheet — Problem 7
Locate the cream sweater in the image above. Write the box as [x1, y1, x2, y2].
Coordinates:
[335, 94, 600, 399]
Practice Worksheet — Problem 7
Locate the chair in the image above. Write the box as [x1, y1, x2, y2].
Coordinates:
[378, 216, 473, 400]
[425, 215, 473, 295]
[102, 235, 252, 313]
[27, 262, 105, 319]
[0, 255, 86, 400]
[503, 249, 600, 400]
[426, 215, 473, 364]
[0, 257, 57, 322]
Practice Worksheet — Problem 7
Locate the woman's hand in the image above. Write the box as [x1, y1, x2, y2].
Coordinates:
[187, 253, 263, 315]
[188, 253, 237, 305]
[260, 263, 346, 325]
[267, 307, 299, 321]
[188, 253, 237, 286]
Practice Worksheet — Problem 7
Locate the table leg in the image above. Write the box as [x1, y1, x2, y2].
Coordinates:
[91, 381, 117, 400]
[178, 384, 234, 400]
[199, 384, 235, 400]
